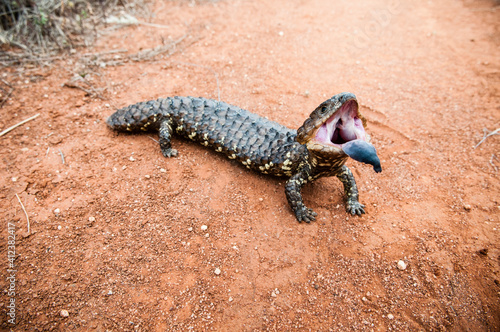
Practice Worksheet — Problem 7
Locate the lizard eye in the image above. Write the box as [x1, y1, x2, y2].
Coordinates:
[320, 106, 328, 114]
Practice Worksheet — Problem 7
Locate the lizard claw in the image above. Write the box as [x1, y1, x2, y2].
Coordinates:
[162, 148, 178, 158]
[295, 206, 317, 223]
[347, 201, 365, 216]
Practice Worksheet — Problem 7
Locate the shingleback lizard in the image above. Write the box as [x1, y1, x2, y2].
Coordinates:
[106, 92, 382, 222]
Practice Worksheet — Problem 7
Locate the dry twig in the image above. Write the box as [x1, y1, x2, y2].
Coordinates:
[58, 149, 66, 164]
[80, 49, 129, 58]
[490, 154, 498, 172]
[474, 127, 500, 149]
[0, 79, 14, 108]
[129, 33, 189, 62]
[15, 194, 30, 234]
[63, 75, 106, 99]
[0, 113, 40, 137]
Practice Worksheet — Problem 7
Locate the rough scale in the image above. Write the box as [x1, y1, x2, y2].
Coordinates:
[107, 92, 381, 222]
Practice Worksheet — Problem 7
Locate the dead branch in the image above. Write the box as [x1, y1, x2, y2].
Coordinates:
[58, 149, 66, 164]
[80, 49, 129, 58]
[0, 114, 41, 137]
[15, 194, 30, 234]
[474, 127, 500, 149]
[129, 33, 189, 62]
[490, 154, 498, 172]
[63, 75, 106, 100]
[0, 79, 14, 108]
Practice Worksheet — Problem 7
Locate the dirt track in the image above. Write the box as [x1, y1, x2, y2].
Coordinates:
[1, 0, 499, 330]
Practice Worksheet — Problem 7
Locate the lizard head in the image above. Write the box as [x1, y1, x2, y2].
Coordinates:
[297, 92, 382, 173]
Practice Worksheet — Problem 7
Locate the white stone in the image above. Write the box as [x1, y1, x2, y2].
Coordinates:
[214, 268, 221, 275]
[397, 260, 407, 270]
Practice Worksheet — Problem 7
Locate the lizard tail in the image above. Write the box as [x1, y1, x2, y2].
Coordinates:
[106, 99, 166, 132]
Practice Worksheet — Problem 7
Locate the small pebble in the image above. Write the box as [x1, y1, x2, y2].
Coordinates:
[188, 227, 193, 232]
[57, 225, 62, 230]
[397, 260, 407, 270]
[145, 175, 151, 179]
[54, 208, 60, 214]
[271, 291, 277, 297]
[278, 31, 284, 36]
[107, 290, 113, 295]
[11, 177, 17, 182]
[60, 310, 69, 317]
[201, 225, 208, 231]
[464, 204, 472, 211]
[160, 168, 167, 173]
[205, 233, 210, 238]
[387, 314, 394, 320]
[214, 268, 221, 275]
[228, 296, 233, 302]
[89, 216, 96, 222]
[129, 156, 135, 161]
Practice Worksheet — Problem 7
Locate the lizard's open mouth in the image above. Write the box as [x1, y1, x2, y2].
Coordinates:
[297, 93, 382, 173]
[313, 99, 367, 148]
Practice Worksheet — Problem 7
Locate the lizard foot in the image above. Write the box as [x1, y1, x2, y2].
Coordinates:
[295, 206, 317, 223]
[162, 148, 178, 158]
[347, 201, 365, 216]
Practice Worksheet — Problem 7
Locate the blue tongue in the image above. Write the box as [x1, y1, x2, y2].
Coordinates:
[342, 140, 382, 173]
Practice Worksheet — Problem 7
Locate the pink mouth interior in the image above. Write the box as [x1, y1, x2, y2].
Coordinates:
[314, 100, 366, 147]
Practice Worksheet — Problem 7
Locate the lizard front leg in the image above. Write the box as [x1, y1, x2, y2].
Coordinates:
[159, 118, 178, 157]
[285, 167, 317, 223]
[336, 165, 365, 215]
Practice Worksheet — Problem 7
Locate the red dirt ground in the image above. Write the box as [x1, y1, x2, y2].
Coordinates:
[1, 0, 499, 330]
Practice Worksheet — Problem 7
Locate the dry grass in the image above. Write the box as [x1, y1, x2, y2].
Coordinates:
[0, 0, 149, 63]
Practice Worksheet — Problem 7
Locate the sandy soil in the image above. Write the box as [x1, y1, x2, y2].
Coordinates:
[1, 0, 499, 330]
